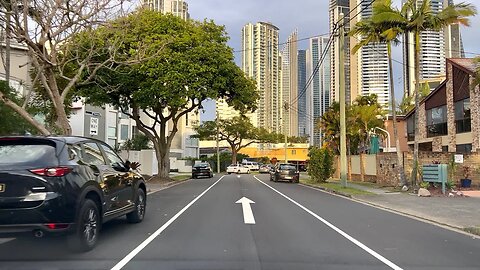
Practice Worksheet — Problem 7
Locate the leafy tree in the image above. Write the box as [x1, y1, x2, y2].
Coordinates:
[0, 0, 125, 135]
[0, 81, 38, 135]
[374, 0, 476, 187]
[288, 136, 309, 143]
[351, 94, 385, 181]
[308, 147, 335, 183]
[350, 0, 407, 185]
[195, 116, 273, 164]
[77, 10, 258, 179]
[122, 133, 152, 151]
[397, 82, 431, 115]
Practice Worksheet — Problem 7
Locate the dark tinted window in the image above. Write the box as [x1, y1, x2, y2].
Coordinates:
[0, 139, 57, 167]
[99, 143, 126, 171]
[82, 142, 106, 166]
[194, 163, 210, 168]
[279, 164, 296, 170]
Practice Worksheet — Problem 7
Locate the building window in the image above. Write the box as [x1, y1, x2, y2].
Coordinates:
[120, 125, 129, 140]
[426, 105, 447, 137]
[456, 144, 472, 154]
[455, 98, 471, 133]
[407, 115, 415, 141]
[185, 113, 189, 126]
[291, 150, 296, 155]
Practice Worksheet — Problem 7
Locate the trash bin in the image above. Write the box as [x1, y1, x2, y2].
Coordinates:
[460, 178, 472, 188]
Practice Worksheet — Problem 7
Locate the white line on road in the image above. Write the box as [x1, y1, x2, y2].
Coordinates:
[235, 197, 256, 224]
[0, 238, 14, 245]
[254, 176, 403, 270]
[111, 176, 225, 270]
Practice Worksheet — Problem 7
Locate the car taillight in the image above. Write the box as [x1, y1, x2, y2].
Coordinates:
[30, 167, 72, 177]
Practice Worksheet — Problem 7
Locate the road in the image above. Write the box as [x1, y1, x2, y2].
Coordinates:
[0, 173, 479, 270]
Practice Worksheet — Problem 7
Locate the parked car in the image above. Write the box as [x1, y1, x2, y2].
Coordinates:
[226, 164, 250, 174]
[242, 161, 259, 171]
[0, 136, 147, 252]
[270, 163, 299, 183]
[192, 162, 213, 179]
[259, 164, 273, 174]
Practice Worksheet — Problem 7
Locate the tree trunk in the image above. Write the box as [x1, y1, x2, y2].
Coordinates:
[348, 154, 352, 181]
[0, 92, 51, 135]
[153, 139, 170, 179]
[231, 146, 238, 164]
[412, 30, 421, 189]
[387, 43, 407, 187]
[5, 10, 10, 87]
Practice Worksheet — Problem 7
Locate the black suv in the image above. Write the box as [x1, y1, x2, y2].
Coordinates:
[192, 162, 213, 179]
[0, 136, 147, 251]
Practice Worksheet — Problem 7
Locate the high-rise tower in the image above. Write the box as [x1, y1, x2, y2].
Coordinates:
[144, 0, 190, 20]
[241, 22, 280, 132]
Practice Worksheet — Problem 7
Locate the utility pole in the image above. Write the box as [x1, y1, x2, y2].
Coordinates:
[283, 101, 289, 163]
[216, 110, 220, 173]
[338, 14, 347, 188]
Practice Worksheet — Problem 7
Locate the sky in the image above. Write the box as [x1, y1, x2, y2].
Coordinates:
[188, 0, 480, 121]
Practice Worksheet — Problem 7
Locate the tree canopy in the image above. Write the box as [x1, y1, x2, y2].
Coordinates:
[75, 9, 258, 178]
[195, 116, 274, 164]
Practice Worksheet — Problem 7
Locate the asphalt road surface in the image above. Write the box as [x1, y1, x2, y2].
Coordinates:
[1, 173, 479, 270]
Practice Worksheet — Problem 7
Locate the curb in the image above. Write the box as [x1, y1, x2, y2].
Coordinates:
[146, 178, 191, 194]
[300, 182, 353, 198]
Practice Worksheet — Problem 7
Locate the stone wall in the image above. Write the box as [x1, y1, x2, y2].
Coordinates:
[418, 103, 427, 140]
[470, 76, 480, 152]
[376, 153, 401, 186]
[446, 62, 457, 152]
[432, 137, 442, 152]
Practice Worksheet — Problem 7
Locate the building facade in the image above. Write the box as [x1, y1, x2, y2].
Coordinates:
[308, 36, 332, 146]
[0, 41, 31, 95]
[351, 0, 390, 108]
[241, 22, 280, 132]
[406, 58, 479, 153]
[143, 0, 190, 20]
[403, 0, 464, 96]
[297, 50, 307, 137]
[280, 31, 298, 137]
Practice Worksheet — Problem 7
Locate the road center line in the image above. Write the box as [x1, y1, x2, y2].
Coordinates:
[111, 175, 225, 270]
[253, 176, 403, 270]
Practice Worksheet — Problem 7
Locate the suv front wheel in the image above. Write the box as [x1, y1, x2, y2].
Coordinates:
[68, 199, 100, 252]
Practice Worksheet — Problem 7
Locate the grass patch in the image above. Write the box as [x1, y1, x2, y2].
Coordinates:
[301, 178, 373, 196]
[464, 227, 480, 236]
[170, 174, 191, 181]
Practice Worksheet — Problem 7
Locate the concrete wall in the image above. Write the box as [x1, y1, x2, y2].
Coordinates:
[120, 150, 192, 176]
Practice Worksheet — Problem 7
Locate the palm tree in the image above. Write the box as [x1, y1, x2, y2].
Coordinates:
[373, 0, 476, 188]
[350, 1, 407, 185]
[474, 57, 480, 88]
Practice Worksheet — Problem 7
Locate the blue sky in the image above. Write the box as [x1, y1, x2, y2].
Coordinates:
[188, 0, 480, 121]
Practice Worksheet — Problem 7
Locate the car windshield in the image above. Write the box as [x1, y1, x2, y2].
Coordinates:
[194, 163, 209, 168]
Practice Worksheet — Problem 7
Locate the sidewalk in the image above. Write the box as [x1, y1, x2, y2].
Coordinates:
[341, 182, 480, 235]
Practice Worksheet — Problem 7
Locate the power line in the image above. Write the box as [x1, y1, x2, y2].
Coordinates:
[233, 33, 330, 54]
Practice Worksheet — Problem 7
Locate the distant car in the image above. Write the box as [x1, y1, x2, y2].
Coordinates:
[192, 163, 213, 179]
[242, 161, 259, 171]
[226, 164, 250, 174]
[0, 136, 147, 252]
[270, 163, 299, 183]
[259, 164, 273, 174]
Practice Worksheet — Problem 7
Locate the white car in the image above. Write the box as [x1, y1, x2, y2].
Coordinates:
[226, 164, 250, 174]
[242, 161, 259, 171]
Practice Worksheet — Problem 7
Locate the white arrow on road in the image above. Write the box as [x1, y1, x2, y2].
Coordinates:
[235, 197, 256, 224]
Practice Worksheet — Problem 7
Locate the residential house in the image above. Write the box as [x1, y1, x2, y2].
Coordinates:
[406, 58, 479, 153]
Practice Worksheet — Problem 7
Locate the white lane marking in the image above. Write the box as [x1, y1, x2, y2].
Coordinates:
[111, 176, 225, 270]
[0, 238, 15, 244]
[235, 197, 256, 224]
[253, 176, 403, 270]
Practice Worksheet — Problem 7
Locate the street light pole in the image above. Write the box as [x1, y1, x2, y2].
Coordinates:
[374, 127, 391, 152]
[339, 14, 347, 188]
[283, 102, 289, 163]
[216, 110, 220, 174]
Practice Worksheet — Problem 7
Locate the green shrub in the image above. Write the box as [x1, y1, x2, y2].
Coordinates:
[420, 181, 430, 189]
[122, 133, 151, 151]
[308, 147, 335, 183]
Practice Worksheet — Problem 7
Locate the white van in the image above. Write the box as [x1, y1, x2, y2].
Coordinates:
[242, 161, 259, 171]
